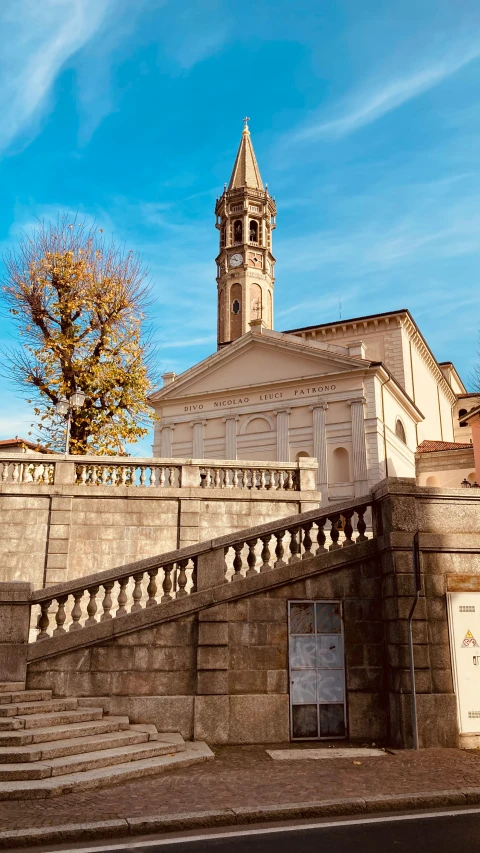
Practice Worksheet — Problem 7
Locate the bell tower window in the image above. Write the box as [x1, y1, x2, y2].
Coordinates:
[234, 220, 243, 244]
[232, 299, 240, 315]
[249, 220, 259, 244]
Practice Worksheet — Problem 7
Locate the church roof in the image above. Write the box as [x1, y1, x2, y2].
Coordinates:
[228, 122, 263, 190]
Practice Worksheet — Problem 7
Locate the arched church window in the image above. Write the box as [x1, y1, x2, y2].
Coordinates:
[232, 299, 240, 315]
[234, 220, 243, 244]
[249, 220, 258, 243]
[459, 408, 468, 427]
[395, 419, 407, 444]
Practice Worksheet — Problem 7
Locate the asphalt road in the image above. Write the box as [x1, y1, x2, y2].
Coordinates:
[64, 807, 480, 853]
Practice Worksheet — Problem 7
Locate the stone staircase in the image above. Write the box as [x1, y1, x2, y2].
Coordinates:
[0, 682, 213, 799]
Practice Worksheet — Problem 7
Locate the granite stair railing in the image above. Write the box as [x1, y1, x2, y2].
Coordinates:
[0, 453, 316, 491]
[29, 496, 372, 646]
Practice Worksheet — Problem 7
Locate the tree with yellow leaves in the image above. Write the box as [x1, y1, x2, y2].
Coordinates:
[1, 215, 155, 454]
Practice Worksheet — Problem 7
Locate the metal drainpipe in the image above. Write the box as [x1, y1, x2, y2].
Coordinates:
[408, 531, 421, 750]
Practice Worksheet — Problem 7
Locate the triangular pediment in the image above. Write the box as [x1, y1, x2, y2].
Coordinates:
[151, 330, 370, 403]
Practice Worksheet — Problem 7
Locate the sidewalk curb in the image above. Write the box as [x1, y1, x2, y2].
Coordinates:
[1, 788, 480, 849]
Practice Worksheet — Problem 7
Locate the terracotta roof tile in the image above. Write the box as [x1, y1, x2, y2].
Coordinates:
[416, 440, 473, 453]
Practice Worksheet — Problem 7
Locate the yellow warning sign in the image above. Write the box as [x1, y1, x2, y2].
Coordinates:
[462, 629, 478, 647]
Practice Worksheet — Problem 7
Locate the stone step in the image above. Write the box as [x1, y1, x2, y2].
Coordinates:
[0, 691, 52, 705]
[0, 716, 130, 747]
[0, 719, 23, 732]
[0, 741, 214, 799]
[0, 729, 150, 764]
[0, 683, 24, 694]
[0, 698, 78, 718]
[0, 739, 182, 781]
[17, 707, 103, 731]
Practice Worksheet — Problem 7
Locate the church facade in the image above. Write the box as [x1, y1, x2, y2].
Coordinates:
[150, 122, 476, 501]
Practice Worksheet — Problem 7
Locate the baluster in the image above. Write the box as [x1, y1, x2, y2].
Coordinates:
[260, 469, 266, 490]
[110, 465, 119, 485]
[86, 586, 99, 625]
[191, 557, 198, 592]
[146, 568, 158, 606]
[91, 464, 98, 485]
[242, 469, 249, 488]
[42, 464, 51, 484]
[223, 547, 229, 582]
[149, 466, 157, 487]
[159, 466, 166, 487]
[33, 463, 42, 484]
[266, 468, 273, 490]
[288, 527, 301, 563]
[302, 522, 313, 560]
[286, 470, 294, 490]
[232, 468, 239, 488]
[69, 592, 84, 630]
[1, 462, 8, 482]
[328, 515, 341, 551]
[116, 578, 128, 616]
[23, 463, 33, 483]
[79, 465, 87, 485]
[343, 512, 355, 547]
[139, 466, 147, 486]
[204, 468, 212, 488]
[274, 530, 286, 568]
[131, 573, 144, 611]
[162, 565, 173, 601]
[260, 534, 272, 571]
[214, 468, 221, 488]
[169, 467, 176, 487]
[356, 506, 368, 542]
[101, 582, 115, 620]
[12, 462, 19, 484]
[37, 599, 52, 640]
[315, 519, 327, 552]
[246, 538, 258, 575]
[232, 543, 244, 580]
[177, 560, 189, 597]
[121, 465, 128, 485]
[278, 469, 285, 490]
[53, 596, 68, 635]
[101, 466, 108, 485]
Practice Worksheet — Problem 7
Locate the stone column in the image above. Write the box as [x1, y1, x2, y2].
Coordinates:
[349, 397, 369, 496]
[191, 420, 206, 459]
[310, 403, 328, 503]
[223, 416, 239, 460]
[275, 408, 291, 463]
[0, 582, 33, 684]
[161, 425, 174, 458]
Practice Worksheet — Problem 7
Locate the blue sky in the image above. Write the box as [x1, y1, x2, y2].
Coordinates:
[1, 0, 479, 455]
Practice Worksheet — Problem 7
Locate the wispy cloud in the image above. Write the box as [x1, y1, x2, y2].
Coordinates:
[292, 43, 480, 142]
[0, 0, 111, 156]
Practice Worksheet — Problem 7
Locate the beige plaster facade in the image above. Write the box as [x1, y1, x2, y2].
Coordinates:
[151, 124, 473, 500]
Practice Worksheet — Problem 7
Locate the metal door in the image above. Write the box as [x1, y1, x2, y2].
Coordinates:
[288, 600, 346, 740]
[447, 592, 480, 733]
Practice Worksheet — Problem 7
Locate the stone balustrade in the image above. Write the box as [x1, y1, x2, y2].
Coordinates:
[0, 458, 55, 485]
[0, 453, 316, 491]
[29, 497, 371, 643]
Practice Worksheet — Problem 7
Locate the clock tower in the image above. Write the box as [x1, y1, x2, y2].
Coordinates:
[215, 119, 276, 347]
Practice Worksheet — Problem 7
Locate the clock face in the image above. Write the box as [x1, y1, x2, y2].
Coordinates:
[229, 253, 243, 268]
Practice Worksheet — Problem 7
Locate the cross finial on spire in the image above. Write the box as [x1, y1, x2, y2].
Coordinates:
[243, 116, 250, 132]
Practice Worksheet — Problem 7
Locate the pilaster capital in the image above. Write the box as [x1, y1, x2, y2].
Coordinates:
[190, 420, 207, 428]
[274, 408, 292, 417]
[309, 403, 328, 412]
[347, 397, 366, 407]
[222, 415, 240, 423]
[161, 423, 175, 432]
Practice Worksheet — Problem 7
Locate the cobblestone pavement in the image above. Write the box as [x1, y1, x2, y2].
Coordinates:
[1, 746, 480, 831]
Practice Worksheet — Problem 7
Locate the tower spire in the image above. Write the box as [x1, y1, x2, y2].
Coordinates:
[228, 119, 263, 190]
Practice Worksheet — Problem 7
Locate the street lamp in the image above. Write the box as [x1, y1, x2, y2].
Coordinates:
[55, 390, 86, 454]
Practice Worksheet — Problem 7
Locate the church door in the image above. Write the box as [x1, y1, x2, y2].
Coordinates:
[288, 600, 347, 740]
